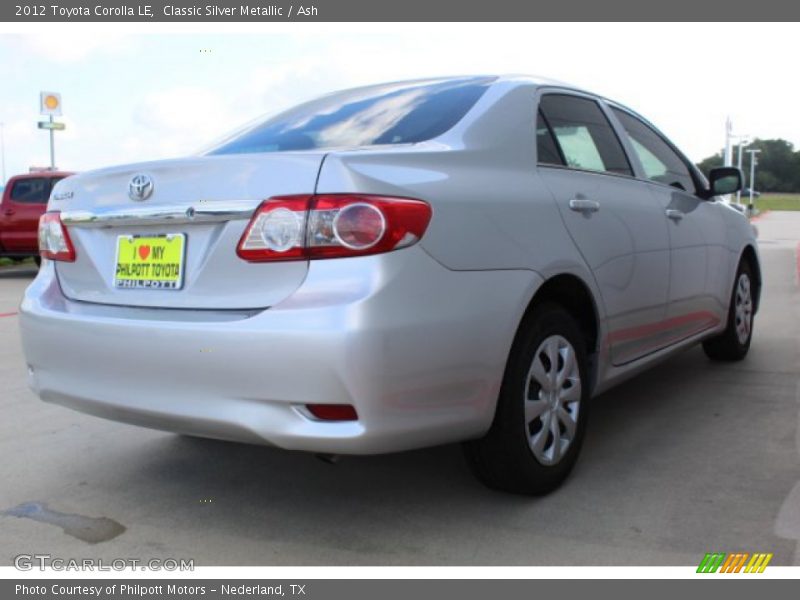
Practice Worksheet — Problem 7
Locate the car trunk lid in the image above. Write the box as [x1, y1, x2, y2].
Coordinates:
[53, 153, 325, 310]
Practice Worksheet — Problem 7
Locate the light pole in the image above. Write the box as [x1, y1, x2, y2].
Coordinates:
[747, 149, 761, 210]
[736, 137, 750, 205]
[723, 120, 750, 205]
[724, 117, 733, 166]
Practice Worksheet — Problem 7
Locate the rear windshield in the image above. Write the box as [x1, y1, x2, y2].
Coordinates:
[207, 77, 495, 155]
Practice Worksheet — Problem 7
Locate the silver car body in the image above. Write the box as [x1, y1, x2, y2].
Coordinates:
[19, 76, 760, 454]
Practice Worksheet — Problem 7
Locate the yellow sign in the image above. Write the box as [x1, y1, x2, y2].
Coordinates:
[114, 234, 186, 290]
[39, 91, 62, 116]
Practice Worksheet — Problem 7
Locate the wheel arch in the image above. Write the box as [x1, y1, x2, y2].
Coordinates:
[513, 273, 602, 390]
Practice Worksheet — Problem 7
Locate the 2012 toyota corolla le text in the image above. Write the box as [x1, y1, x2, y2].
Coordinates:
[20, 76, 760, 495]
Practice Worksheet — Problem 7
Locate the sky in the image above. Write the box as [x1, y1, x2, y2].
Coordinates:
[0, 23, 798, 185]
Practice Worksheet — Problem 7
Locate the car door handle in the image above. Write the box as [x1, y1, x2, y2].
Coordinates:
[2, 209, 14, 216]
[568, 199, 600, 213]
[665, 209, 684, 221]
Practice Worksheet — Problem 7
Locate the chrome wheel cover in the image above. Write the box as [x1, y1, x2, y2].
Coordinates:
[524, 335, 581, 466]
[734, 273, 753, 346]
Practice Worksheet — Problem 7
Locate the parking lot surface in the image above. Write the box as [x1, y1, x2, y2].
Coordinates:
[1, 211, 799, 566]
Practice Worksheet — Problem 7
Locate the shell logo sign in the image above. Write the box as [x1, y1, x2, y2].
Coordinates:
[39, 92, 62, 116]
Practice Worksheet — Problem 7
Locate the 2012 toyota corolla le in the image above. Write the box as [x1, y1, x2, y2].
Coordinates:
[20, 76, 760, 495]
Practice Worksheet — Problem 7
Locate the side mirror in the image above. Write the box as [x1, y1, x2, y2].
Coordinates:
[705, 167, 743, 198]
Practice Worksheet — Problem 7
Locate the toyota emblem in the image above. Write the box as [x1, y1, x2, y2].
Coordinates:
[128, 174, 154, 201]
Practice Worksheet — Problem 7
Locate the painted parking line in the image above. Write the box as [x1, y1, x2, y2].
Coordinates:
[0, 312, 18, 318]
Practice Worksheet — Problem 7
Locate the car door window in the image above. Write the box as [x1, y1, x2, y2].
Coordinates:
[9, 178, 49, 204]
[539, 94, 632, 176]
[611, 108, 696, 194]
[536, 111, 565, 166]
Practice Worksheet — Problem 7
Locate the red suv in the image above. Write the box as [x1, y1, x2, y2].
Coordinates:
[1, 171, 73, 264]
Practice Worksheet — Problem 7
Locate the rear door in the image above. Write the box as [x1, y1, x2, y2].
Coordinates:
[0, 177, 51, 253]
[536, 92, 671, 365]
[609, 107, 727, 338]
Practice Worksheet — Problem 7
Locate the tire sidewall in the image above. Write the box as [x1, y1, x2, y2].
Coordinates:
[494, 304, 591, 491]
[729, 262, 755, 354]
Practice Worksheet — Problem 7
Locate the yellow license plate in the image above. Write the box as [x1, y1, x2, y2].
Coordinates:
[114, 234, 186, 290]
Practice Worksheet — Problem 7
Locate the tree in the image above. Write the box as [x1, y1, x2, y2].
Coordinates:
[697, 151, 724, 176]
[696, 138, 800, 193]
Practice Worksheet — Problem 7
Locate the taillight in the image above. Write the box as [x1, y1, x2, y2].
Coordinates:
[237, 194, 432, 262]
[38, 212, 76, 262]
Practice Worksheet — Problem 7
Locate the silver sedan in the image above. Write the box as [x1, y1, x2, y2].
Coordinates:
[21, 76, 760, 494]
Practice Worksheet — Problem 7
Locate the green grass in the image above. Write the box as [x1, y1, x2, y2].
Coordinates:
[752, 193, 800, 212]
[0, 257, 34, 267]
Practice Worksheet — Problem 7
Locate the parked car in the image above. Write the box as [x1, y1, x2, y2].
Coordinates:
[1, 171, 73, 264]
[19, 76, 759, 494]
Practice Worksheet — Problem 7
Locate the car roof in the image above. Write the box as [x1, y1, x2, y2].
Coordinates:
[325, 74, 610, 108]
[333, 74, 584, 92]
[9, 171, 74, 180]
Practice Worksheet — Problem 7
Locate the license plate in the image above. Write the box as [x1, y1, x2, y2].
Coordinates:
[114, 234, 186, 290]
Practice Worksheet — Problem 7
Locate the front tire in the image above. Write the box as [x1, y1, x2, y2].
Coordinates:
[464, 303, 590, 495]
[702, 260, 755, 361]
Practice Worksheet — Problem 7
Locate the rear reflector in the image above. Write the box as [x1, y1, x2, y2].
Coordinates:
[306, 404, 359, 421]
[237, 194, 432, 262]
[38, 212, 76, 262]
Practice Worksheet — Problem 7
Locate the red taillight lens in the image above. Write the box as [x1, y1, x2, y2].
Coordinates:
[38, 212, 76, 262]
[332, 203, 385, 250]
[306, 404, 359, 421]
[237, 194, 432, 262]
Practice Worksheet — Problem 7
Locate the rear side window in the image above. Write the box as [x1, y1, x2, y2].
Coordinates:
[208, 77, 495, 155]
[536, 111, 564, 166]
[538, 94, 632, 176]
[9, 178, 49, 204]
[611, 108, 696, 194]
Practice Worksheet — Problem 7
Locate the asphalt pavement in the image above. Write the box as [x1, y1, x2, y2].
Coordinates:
[1, 211, 799, 566]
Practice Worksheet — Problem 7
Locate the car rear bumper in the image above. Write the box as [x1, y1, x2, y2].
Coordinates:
[20, 247, 540, 454]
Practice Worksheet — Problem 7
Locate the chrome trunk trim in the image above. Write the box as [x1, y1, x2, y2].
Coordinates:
[60, 200, 257, 228]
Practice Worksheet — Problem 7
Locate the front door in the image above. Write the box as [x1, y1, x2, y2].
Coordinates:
[610, 107, 727, 340]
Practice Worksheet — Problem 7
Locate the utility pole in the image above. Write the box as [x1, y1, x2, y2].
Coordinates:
[747, 149, 761, 210]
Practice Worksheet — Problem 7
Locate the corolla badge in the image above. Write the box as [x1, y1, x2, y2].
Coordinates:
[128, 174, 154, 201]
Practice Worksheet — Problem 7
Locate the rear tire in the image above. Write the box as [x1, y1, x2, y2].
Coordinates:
[463, 303, 590, 495]
[702, 260, 755, 361]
